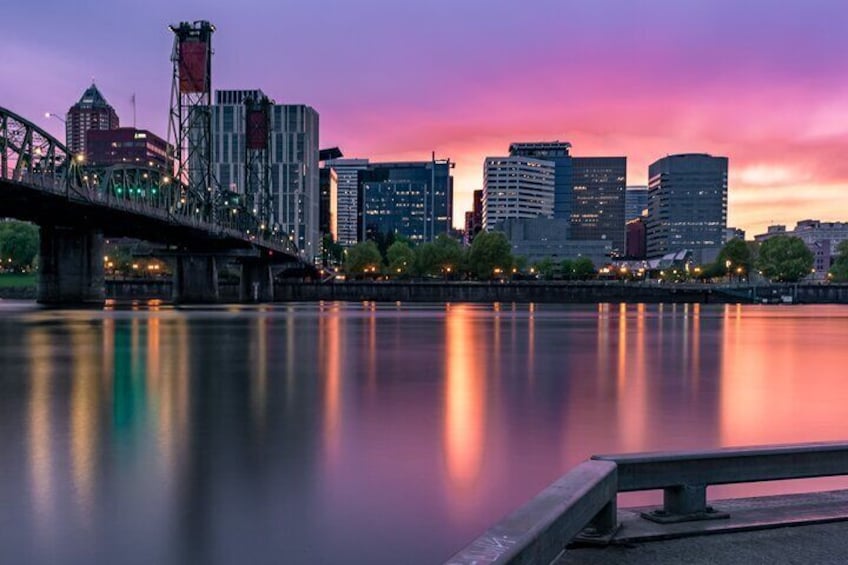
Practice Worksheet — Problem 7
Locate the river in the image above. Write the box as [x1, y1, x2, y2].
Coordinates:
[1, 301, 847, 564]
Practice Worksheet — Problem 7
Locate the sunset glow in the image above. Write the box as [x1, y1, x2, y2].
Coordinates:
[4, 0, 848, 235]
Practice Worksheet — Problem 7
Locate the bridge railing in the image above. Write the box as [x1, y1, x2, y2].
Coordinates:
[444, 441, 848, 565]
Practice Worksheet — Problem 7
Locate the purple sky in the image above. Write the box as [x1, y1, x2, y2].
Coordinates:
[3, 0, 848, 232]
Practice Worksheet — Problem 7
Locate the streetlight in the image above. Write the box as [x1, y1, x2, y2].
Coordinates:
[44, 112, 66, 124]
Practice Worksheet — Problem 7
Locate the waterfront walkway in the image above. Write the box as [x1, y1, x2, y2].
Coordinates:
[560, 491, 848, 565]
[559, 520, 848, 564]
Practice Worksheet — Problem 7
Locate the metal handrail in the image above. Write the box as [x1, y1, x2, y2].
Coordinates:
[445, 441, 848, 564]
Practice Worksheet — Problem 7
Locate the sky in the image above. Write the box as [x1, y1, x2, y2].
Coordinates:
[3, 0, 848, 234]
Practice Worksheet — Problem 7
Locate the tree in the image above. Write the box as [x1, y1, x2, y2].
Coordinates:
[387, 240, 415, 277]
[714, 238, 754, 280]
[0, 221, 39, 271]
[321, 234, 344, 267]
[534, 257, 556, 280]
[757, 235, 814, 282]
[466, 231, 512, 279]
[829, 240, 848, 282]
[344, 241, 383, 276]
[560, 259, 574, 280]
[572, 257, 596, 280]
[414, 234, 463, 277]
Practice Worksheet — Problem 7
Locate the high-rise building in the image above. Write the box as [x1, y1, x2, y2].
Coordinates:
[464, 189, 483, 244]
[66, 83, 120, 157]
[508, 142, 573, 221]
[646, 153, 728, 260]
[625, 185, 649, 221]
[482, 156, 555, 231]
[570, 157, 627, 254]
[86, 128, 172, 170]
[211, 89, 320, 260]
[319, 167, 338, 240]
[625, 217, 647, 259]
[359, 160, 453, 244]
[323, 158, 369, 247]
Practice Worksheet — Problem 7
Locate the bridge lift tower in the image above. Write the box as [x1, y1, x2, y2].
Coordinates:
[168, 21, 216, 222]
[244, 93, 273, 235]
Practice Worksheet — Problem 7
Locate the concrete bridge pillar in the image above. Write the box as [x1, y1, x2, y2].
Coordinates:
[240, 261, 274, 302]
[173, 255, 219, 304]
[37, 225, 105, 306]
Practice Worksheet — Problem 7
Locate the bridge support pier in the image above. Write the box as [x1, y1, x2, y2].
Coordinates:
[37, 225, 105, 306]
[240, 261, 274, 302]
[173, 255, 219, 304]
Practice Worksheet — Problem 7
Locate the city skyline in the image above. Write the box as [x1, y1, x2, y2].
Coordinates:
[3, 0, 847, 235]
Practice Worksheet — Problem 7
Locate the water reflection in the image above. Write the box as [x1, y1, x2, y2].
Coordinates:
[444, 305, 486, 493]
[4, 303, 848, 564]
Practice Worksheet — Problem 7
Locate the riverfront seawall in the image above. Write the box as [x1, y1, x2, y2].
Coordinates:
[3, 281, 848, 304]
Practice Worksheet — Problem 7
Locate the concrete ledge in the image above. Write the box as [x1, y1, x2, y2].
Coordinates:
[444, 460, 617, 565]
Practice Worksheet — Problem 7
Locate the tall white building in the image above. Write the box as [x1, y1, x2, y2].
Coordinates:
[212, 89, 320, 261]
[482, 156, 555, 231]
[323, 158, 369, 247]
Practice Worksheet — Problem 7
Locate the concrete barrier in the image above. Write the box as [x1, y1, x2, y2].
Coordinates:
[444, 460, 617, 565]
[447, 441, 848, 564]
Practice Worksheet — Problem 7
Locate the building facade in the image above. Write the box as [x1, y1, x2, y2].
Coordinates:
[323, 158, 369, 247]
[570, 157, 627, 255]
[493, 217, 611, 265]
[464, 189, 483, 244]
[625, 185, 649, 222]
[66, 83, 120, 157]
[646, 153, 728, 260]
[482, 156, 555, 232]
[211, 89, 320, 261]
[319, 167, 338, 241]
[625, 217, 647, 259]
[508, 142, 573, 222]
[86, 128, 171, 170]
[359, 161, 453, 244]
[755, 220, 848, 280]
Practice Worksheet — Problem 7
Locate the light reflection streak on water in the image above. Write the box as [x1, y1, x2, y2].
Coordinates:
[444, 305, 485, 501]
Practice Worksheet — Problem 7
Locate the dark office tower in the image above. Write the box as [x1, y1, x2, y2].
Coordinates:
[626, 217, 647, 259]
[464, 189, 483, 244]
[646, 153, 728, 259]
[319, 167, 338, 239]
[625, 185, 649, 221]
[66, 83, 120, 157]
[570, 157, 627, 254]
[508, 141, 573, 222]
[359, 160, 453, 244]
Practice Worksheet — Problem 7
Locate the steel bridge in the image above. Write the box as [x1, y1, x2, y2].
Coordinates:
[0, 106, 304, 304]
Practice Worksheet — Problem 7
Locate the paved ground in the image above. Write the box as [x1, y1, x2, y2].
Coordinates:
[559, 520, 848, 564]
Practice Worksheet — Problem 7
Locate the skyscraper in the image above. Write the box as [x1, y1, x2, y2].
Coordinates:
[482, 156, 555, 231]
[570, 157, 627, 254]
[66, 83, 120, 157]
[508, 142, 573, 221]
[211, 89, 320, 260]
[323, 158, 370, 247]
[359, 160, 453, 244]
[319, 167, 338, 240]
[646, 153, 728, 259]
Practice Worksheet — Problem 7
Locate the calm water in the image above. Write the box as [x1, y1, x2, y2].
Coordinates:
[2, 301, 848, 564]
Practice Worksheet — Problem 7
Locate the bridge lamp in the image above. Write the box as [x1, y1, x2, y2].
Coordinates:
[75, 154, 85, 163]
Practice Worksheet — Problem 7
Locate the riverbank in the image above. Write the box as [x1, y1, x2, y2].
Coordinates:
[3, 280, 848, 304]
